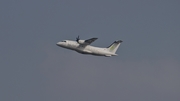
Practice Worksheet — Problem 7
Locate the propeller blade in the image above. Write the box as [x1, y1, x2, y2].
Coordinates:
[76, 35, 80, 42]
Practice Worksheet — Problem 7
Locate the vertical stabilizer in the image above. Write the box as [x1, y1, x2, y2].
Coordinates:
[107, 40, 123, 54]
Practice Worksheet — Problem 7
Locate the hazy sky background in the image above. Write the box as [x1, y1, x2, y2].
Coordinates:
[1, 0, 180, 101]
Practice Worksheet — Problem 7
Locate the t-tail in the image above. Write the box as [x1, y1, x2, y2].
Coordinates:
[107, 40, 123, 55]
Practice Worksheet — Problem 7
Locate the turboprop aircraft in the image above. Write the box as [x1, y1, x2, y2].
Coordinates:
[56, 36, 123, 57]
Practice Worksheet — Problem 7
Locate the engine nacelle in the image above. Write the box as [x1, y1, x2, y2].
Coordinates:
[78, 40, 88, 45]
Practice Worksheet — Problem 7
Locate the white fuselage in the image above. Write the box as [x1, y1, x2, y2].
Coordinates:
[56, 40, 117, 57]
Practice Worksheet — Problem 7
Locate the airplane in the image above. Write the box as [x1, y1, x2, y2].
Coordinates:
[56, 36, 123, 57]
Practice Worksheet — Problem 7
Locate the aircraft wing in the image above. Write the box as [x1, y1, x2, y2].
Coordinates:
[85, 38, 98, 45]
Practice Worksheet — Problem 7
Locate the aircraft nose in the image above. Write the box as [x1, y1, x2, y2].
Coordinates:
[56, 42, 61, 46]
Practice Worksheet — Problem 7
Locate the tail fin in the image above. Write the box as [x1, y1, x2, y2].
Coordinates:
[107, 40, 123, 54]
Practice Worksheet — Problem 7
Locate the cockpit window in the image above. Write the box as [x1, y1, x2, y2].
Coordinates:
[62, 41, 66, 42]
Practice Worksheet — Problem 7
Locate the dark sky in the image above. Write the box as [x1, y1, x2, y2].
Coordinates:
[1, 0, 180, 101]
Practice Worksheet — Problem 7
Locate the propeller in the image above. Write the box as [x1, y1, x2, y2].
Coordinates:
[76, 35, 80, 43]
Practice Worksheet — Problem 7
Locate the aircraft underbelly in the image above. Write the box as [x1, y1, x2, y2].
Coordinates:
[86, 47, 110, 56]
[74, 45, 113, 56]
